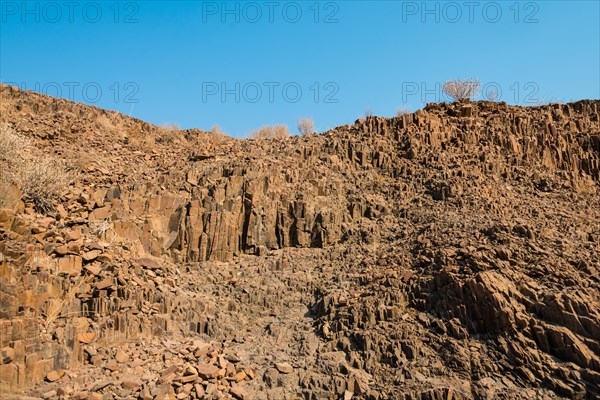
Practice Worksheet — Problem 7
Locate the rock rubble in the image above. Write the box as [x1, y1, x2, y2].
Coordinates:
[0, 84, 599, 399]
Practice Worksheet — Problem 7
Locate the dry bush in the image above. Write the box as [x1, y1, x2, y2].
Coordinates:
[0, 182, 21, 209]
[297, 118, 315, 136]
[364, 109, 373, 117]
[72, 149, 94, 172]
[156, 122, 181, 144]
[210, 124, 227, 137]
[43, 277, 86, 330]
[127, 134, 155, 152]
[443, 79, 480, 101]
[162, 122, 180, 130]
[89, 220, 113, 239]
[396, 107, 411, 116]
[532, 97, 562, 106]
[95, 114, 120, 136]
[0, 124, 73, 213]
[89, 219, 117, 246]
[14, 158, 73, 214]
[0, 125, 26, 209]
[207, 125, 229, 145]
[250, 125, 290, 139]
[485, 88, 498, 102]
[0, 124, 29, 164]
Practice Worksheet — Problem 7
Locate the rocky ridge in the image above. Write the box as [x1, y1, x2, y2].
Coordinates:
[0, 84, 599, 399]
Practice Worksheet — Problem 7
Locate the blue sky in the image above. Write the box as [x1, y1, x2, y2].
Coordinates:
[1, 1, 599, 137]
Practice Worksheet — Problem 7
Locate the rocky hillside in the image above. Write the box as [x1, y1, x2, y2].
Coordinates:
[0, 83, 599, 400]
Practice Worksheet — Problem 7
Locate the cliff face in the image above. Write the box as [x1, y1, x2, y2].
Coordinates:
[2, 85, 598, 263]
[0, 83, 599, 399]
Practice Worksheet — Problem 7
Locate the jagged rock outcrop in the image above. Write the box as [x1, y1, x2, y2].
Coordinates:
[0, 84, 599, 399]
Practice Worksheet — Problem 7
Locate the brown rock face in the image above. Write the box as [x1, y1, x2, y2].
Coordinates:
[0, 84, 599, 399]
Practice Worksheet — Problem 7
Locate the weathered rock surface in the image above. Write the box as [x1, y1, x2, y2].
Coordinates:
[0, 84, 599, 399]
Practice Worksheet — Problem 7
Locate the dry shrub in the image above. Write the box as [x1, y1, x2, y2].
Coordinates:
[161, 122, 180, 130]
[157, 122, 181, 144]
[72, 149, 94, 172]
[0, 125, 26, 209]
[127, 134, 155, 152]
[0, 124, 73, 213]
[209, 125, 229, 145]
[297, 118, 315, 136]
[95, 114, 120, 136]
[442, 79, 480, 101]
[532, 97, 562, 106]
[0, 123, 29, 164]
[210, 124, 227, 137]
[250, 125, 290, 139]
[396, 107, 411, 117]
[89, 219, 117, 246]
[485, 88, 499, 102]
[43, 277, 87, 330]
[0, 182, 21, 209]
[89, 220, 112, 238]
[15, 158, 73, 214]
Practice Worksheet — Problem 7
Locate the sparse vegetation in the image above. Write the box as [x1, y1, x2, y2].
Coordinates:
[0, 124, 27, 209]
[364, 109, 373, 117]
[0, 124, 73, 213]
[210, 124, 226, 137]
[485, 88, 499, 102]
[43, 277, 86, 331]
[1, 77, 599, 399]
[297, 118, 315, 136]
[250, 125, 290, 139]
[162, 122, 181, 130]
[207, 124, 229, 145]
[442, 79, 480, 101]
[532, 97, 563, 106]
[396, 107, 411, 117]
[0, 182, 20, 209]
[157, 122, 181, 144]
[16, 158, 73, 214]
[89, 220, 116, 244]
[0, 124, 29, 164]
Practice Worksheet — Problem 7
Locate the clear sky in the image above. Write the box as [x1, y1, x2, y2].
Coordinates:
[1, 1, 599, 137]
